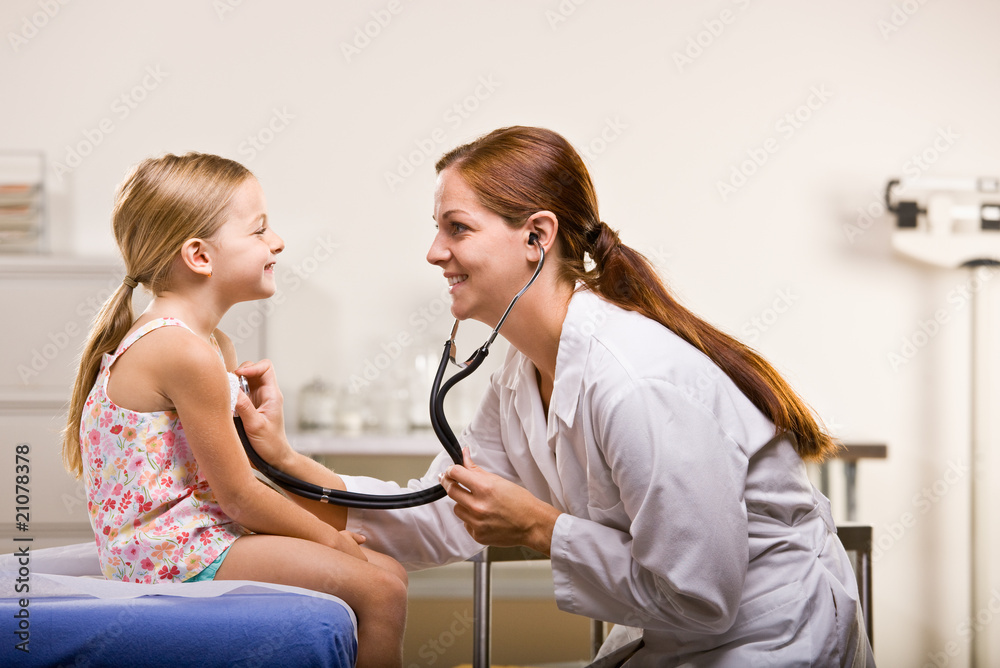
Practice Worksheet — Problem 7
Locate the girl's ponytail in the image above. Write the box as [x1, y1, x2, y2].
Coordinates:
[62, 282, 135, 477]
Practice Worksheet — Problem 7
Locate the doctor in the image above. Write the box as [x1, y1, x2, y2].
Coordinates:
[237, 126, 875, 667]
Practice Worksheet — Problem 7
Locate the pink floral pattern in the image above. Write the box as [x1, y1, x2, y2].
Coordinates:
[80, 318, 245, 583]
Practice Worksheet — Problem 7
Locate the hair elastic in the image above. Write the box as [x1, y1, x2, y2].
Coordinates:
[587, 221, 611, 247]
[122, 276, 138, 289]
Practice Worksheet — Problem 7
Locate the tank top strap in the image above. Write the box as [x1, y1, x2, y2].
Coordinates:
[111, 317, 196, 361]
[208, 333, 225, 360]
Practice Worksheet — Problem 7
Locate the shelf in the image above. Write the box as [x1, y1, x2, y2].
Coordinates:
[834, 443, 888, 460]
[0, 254, 120, 278]
[0, 388, 69, 411]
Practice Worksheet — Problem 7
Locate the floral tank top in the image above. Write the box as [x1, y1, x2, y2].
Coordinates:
[80, 317, 246, 583]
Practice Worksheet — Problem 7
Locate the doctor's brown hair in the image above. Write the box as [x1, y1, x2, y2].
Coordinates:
[436, 126, 839, 462]
[62, 153, 254, 478]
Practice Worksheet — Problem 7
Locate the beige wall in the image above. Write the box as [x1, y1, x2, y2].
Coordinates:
[3, 1, 1000, 665]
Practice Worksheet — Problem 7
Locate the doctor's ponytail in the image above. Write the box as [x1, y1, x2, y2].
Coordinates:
[437, 126, 839, 462]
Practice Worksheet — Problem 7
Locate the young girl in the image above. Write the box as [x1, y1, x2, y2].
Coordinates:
[62, 152, 406, 668]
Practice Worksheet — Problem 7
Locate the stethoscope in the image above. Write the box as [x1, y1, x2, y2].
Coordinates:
[234, 234, 545, 508]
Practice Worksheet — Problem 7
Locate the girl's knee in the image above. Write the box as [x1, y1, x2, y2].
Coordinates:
[382, 568, 409, 605]
[386, 558, 408, 588]
[366, 568, 408, 618]
[364, 549, 408, 588]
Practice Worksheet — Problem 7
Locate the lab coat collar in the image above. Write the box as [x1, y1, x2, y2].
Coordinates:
[497, 289, 611, 431]
[497, 343, 530, 391]
[549, 288, 605, 431]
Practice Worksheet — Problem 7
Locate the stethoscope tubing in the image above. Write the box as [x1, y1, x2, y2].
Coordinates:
[235, 415, 450, 508]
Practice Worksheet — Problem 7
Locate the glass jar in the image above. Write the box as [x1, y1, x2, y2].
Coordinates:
[336, 385, 365, 437]
[408, 348, 440, 430]
[297, 377, 337, 432]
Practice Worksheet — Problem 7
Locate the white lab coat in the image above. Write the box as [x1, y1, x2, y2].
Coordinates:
[342, 290, 875, 667]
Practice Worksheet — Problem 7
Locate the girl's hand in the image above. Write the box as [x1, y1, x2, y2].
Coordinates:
[440, 449, 562, 555]
[234, 359, 295, 469]
[337, 530, 368, 561]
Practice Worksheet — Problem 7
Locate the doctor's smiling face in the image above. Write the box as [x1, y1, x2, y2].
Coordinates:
[428, 167, 530, 326]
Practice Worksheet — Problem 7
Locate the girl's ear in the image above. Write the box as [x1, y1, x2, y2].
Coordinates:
[523, 211, 558, 261]
[179, 237, 213, 278]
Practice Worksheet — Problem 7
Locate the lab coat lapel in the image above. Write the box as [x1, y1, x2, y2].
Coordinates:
[504, 351, 566, 510]
[549, 289, 604, 434]
[546, 290, 599, 517]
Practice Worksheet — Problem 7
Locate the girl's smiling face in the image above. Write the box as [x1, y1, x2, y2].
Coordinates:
[211, 177, 284, 301]
[427, 167, 532, 326]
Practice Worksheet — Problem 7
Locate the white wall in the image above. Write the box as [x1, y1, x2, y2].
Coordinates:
[3, 0, 1000, 665]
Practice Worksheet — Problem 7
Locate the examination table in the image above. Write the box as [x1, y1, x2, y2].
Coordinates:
[0, 541, 357, 667]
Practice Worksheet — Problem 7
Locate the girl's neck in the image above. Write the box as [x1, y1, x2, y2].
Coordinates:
[140, 291, 226, 341]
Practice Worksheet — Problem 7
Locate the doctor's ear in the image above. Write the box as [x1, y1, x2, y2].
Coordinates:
[524, 211, 558, 259]
[179, 237, 214, 278]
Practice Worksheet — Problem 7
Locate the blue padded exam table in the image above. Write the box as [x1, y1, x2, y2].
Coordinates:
[0, 542, 357, 667]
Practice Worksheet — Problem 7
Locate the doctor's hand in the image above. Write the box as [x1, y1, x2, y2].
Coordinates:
[234, 359, 296, 470]
[441, 449, 562, 556]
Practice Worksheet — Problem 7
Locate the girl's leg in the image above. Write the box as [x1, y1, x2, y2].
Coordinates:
[361, 545, 409, 588]
[215, 534, 407, 668]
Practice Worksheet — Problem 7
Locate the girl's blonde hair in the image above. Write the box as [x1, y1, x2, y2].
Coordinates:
[62, 152, 253, 478]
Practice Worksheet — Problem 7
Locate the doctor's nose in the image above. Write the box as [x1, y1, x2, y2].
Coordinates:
[426, 234, 449, 266]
